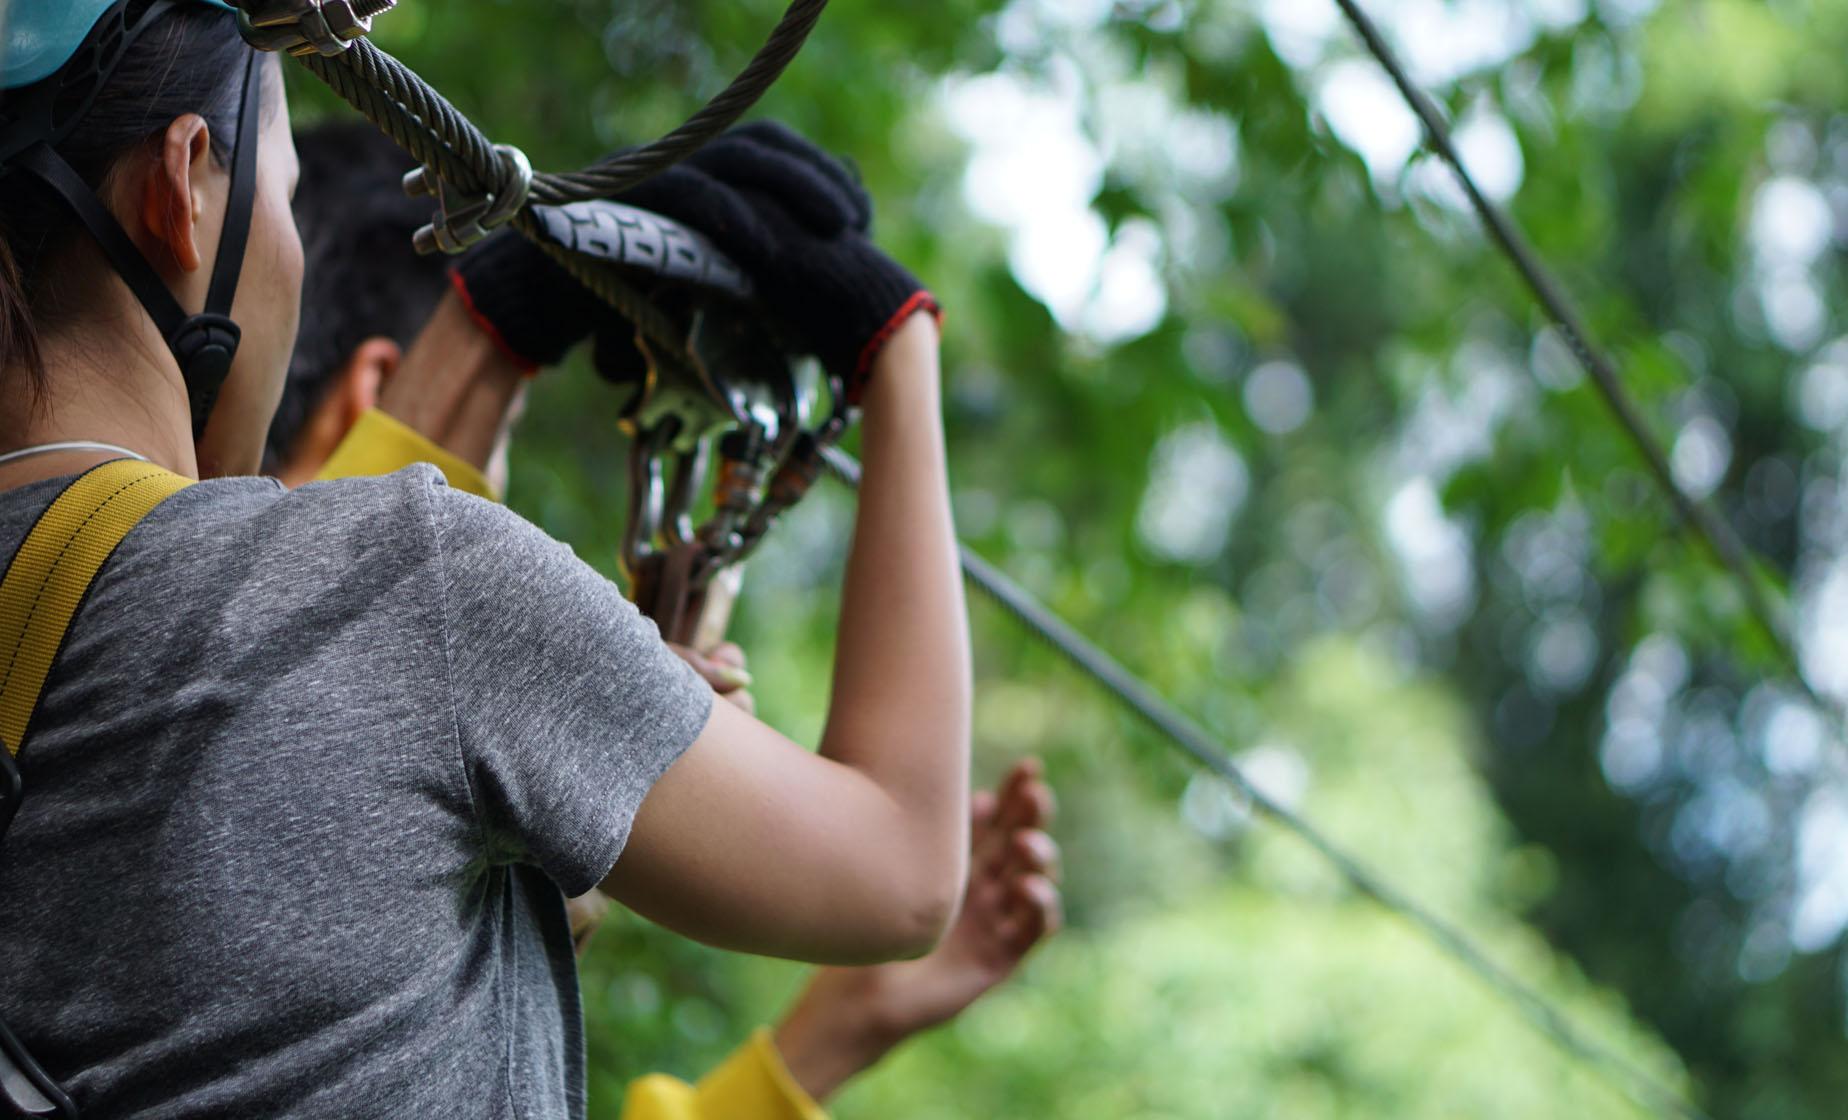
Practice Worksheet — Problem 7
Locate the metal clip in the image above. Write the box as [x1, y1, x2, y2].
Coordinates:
[234, 0, 395, 57]
[404, 144, 534, 256]
[620, 421, 676, 580]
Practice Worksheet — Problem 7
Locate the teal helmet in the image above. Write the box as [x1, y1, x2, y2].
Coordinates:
[3, 1, 237, 89]
[0, 0, 259, 440]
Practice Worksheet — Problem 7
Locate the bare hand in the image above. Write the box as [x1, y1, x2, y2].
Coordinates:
[668, 641, 756, 715]
[566, 889, 612, 957]
[772, 759, 1062, 1101]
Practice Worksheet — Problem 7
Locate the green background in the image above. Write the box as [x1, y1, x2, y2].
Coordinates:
[294, 1, 1848, 1115]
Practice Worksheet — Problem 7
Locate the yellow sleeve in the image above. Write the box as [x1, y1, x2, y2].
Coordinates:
[314, 407, 499, 502]
[621, 1030, 829, 1120]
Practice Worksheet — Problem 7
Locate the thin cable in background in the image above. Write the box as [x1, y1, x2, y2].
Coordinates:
[1329, 0, 1827, 720]
[821, 447, 1708, 1120]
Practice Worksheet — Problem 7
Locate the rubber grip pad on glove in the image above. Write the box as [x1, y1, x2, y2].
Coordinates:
[529, 201, 754, 301]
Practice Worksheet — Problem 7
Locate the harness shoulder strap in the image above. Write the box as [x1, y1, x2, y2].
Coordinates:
[0, 459, 189, 1119]
[0, 460, 194, 759]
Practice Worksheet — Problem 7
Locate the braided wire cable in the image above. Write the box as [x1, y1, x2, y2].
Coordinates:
[297, 0, 827, 204]
[298, 44, 690, 363]
[292, 0, 830, 359]
[532, 0, 829, 202]
[1329, 0, 1820, 713]
[821, 445, 1709, 1120]
[300, 41, 495, 195]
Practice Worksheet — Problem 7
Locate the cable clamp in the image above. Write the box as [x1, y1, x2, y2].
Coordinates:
[404, 144, 534, 256]
[233, 0, 396, 57]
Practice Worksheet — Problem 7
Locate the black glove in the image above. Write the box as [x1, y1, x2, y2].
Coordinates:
[449, 231, 605, 372]
[608, 120, 938, 401]
[455, 121, 937, 392]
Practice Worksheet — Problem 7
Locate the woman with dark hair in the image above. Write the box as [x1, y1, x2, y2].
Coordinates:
[0, 4, 972, 1117]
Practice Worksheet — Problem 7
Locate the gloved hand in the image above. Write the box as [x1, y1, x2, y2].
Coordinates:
[450, 230, 605, 373]
[454, 121, 939, 395]
[614, 120, 939, 400]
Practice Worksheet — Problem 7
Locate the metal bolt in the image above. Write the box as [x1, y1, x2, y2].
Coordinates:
[402, 166, 435, 199]
[319, 1, 372, 43]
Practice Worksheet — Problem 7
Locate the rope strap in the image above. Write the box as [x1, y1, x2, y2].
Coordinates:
[0, 461, 193, 757]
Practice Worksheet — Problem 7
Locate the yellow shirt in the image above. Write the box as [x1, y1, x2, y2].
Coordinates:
[314, 408, 501, 500]
[626, 1030, 828, 1120]
[317, 408, 829, 1120]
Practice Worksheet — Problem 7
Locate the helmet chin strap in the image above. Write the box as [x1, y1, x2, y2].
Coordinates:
[12, 50, 262, 441]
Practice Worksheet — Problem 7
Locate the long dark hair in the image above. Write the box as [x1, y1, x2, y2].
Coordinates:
[0, 2, 253, 395]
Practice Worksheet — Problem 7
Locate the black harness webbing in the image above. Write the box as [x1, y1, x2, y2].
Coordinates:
[9, 50, 263, 439]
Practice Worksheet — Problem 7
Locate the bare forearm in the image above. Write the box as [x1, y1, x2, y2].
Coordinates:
[609, 719, 969, 962]
[820, 316, 972, 903]
[379, 290, 528, 471]
[603, 317, 973, 963]
[773, 973, 898, 1104]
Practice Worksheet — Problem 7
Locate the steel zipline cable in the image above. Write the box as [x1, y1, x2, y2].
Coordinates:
[290, 0, 831, 378]
[819, 446, 1708, 1120]
[299, 0, 827, 204]
[301, 39, 683, 366]
[1328, 0, 1825, 716]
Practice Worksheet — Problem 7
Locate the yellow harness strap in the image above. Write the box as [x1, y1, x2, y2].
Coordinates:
[0, 460, 194, 758]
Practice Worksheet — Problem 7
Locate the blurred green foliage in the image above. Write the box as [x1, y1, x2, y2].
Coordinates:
[292, 0, 1848, 1115]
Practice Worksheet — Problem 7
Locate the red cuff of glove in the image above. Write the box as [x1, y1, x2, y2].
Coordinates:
[847, 290, 942, 405]
[449, 270, 541, 376]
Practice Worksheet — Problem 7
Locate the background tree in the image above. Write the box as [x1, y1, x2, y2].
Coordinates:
[293, 1, 1848, 1115]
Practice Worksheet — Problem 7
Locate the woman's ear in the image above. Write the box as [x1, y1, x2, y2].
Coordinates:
[137, 113, 213, 274]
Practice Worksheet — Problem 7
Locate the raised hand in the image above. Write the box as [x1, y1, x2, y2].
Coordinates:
[770, 758, 1062, 1102]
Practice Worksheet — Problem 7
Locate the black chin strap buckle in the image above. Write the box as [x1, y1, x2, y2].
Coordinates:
[169, 315, 242, 437]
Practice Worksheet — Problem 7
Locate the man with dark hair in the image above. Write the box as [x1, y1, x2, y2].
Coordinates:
[273, 120, 1062, 1119]
[266, 122, 453, 485]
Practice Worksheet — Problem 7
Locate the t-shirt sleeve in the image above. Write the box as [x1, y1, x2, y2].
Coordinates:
[426, 475, 715, 896]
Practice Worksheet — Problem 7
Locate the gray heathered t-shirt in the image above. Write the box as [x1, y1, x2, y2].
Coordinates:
[0, 464, 714, 1118]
